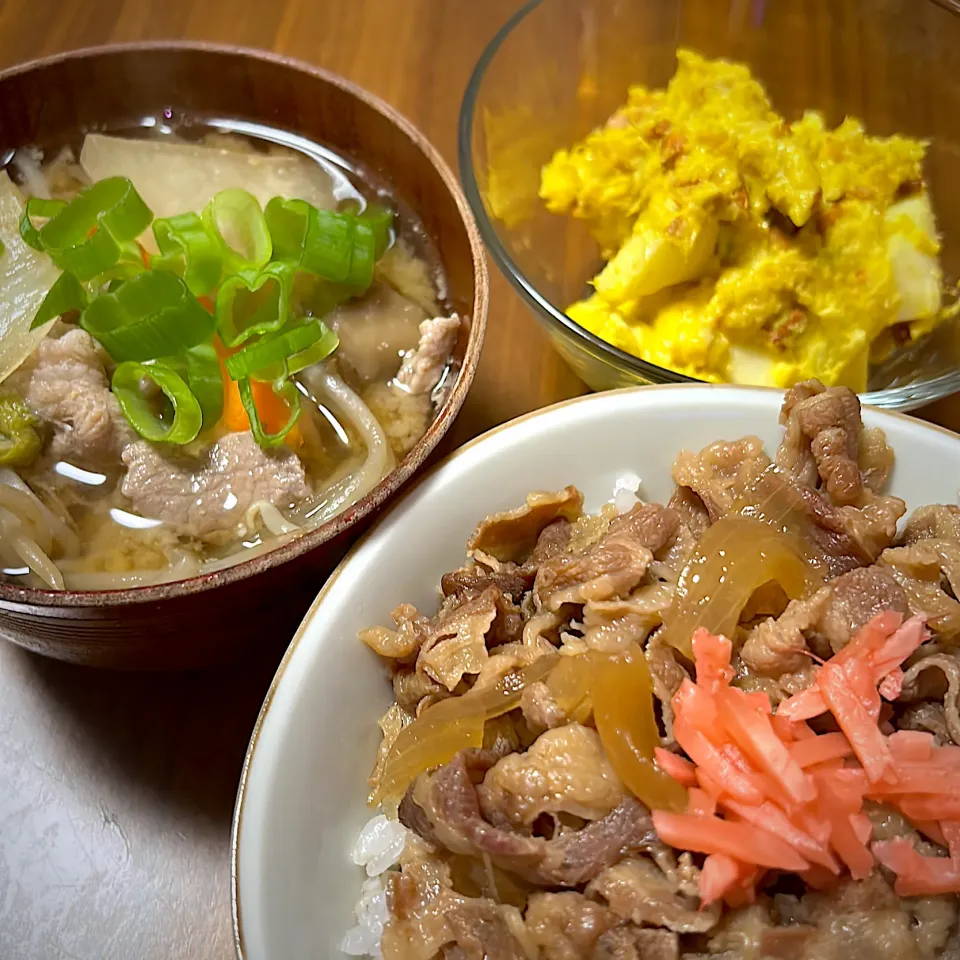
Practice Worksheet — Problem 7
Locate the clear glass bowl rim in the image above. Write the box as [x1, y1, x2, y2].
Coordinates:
[457, 0, 960, 410]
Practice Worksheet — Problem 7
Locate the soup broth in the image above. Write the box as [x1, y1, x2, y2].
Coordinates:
[0, 119, 458, 589]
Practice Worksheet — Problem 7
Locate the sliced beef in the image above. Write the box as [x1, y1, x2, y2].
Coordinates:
[900, 651, 960, 745]
[382, 837, 524, 960]
[901, 504, 960, 546]
[467, 487, 584, 564]
[11, 327, 134, 468]
[776, 380, 866, 504]
[770, 875, 923, 960]
[581, 585, 674, 653]
[673, 434, 903, 576]
[534, 504, 675, 611]
[120, 431, 310, 541]
[416, 586, 523, 690]
[593, 926, 679, 960]
[478, 723, 626, 828]
[444, 899, 526, 960]
[741, 587, 831, 676]
[523, 892, 617, 960]
[519, 681, 567, 736]
[817, 565, 909, 652]
[881, 540, 960, 638]
[395, 314, 461, 396]
[899, 701, 953, 746]
[586, 856, 718, 933]
[441, 566, 534, 602]
[741, 564, 910, 677]
[392, 667, 449, 715]
[400, 750, 662, 887]
[360, 602, 432, 661]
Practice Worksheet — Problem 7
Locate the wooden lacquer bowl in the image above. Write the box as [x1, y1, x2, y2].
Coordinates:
[0, 43, 488, 670]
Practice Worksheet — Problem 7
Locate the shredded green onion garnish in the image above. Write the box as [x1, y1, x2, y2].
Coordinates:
[31, 272, 89, 330]
[19, 197, 67, 251]
[161, 343, 224, 432]
[238, 376, 301, 447]
[264, 198, 384, 289]
[152, 211, 223, 296]
[112, 361, 203, 445]
[224, 319, 338, 381]
[358, 202, 395, 259]
[18, 175, 400, 449]
[215, 261, 295, 348]
[0, 392, 42, 466]
[80, 271, 216, 362]
[204, 189, 272, 274]
[22, 178, 152, 281]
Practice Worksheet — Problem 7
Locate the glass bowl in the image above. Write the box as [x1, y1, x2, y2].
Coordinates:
[459, 0, 960, 410]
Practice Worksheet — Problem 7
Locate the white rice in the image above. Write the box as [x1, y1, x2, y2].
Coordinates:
[613, 472, 642, 514]
[340, 814, 410, 957]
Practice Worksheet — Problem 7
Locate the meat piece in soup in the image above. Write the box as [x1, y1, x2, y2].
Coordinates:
[0, 127, 462, 589]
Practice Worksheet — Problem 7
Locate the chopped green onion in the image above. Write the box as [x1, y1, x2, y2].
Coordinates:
[203, 189, 272, 274]
[161, 342, 224, 432]
[0, 392, 41, 466]
[27, 178, 152, 281]
[264, 198, 378, 291]
[358, 202, 395, 259]
[19, 197, 67, 251]
[31, 272, 89, 329]
[237, 376, 301, 447]
[152, 211, 223, 296]
[80, 271, 215, 362]
[215, 261, 294, 348]
[223, 319, 336, 381]
[0, 238, 6, 258]
[112, 361, 202, 445]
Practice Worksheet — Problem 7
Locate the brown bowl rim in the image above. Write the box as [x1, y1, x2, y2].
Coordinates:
[0, 40, 489, 608]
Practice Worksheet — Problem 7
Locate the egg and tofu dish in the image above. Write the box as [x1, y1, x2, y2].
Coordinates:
[540, 49, 948, 390]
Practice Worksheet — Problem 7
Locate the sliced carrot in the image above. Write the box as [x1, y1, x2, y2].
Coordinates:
[700, 853, 747, 906]
[654, 748, 698, 787]
[216, 337, 303, 447]
[720, 797, 839, 872]
[874, 838, 960, 896]
[692, 628, 733, 691]
[687, 788, 717, 818]
[818, 661, 893, 784]
[790, 732, 853, 769]
[673, 716, 766, 805]
[716, 686, 815, 804]
[651, 811, 810, 872]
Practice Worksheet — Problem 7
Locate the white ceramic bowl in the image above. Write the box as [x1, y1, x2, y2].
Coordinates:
[231, 385, 960, 960]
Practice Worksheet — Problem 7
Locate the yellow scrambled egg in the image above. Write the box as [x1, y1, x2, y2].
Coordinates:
[540, 50, 945, 390]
